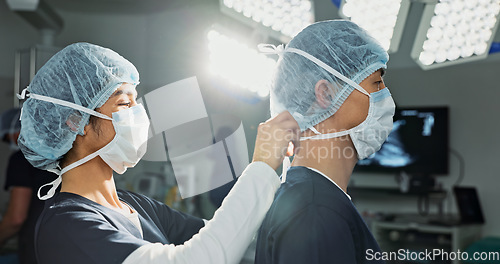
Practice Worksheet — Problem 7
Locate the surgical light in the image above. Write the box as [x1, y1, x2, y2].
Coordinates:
[339, 0, 411, 53]
[411, 0, 500, 70]
[207, 29, 277, 98]
[219, 0, 314, 42]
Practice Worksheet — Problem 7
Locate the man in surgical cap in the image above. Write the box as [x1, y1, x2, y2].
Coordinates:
[255, 20, 394, 263]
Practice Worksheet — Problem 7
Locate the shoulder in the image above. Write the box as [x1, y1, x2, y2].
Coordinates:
[256, 195, 358, 264]
[117, 189, 162, 212]
[269, 167, 354, 221]
[36, 193, 113, 246]
[118, 189, 153, 204]
[260, 167, 362, 242]
[36, 193, 148, 263]
[9, 150, 26, 162]
[38, 193, 108, 226]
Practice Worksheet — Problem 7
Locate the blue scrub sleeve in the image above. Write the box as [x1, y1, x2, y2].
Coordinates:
[269, 206, 357, 264]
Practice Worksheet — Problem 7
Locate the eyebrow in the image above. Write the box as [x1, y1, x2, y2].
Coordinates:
[380, 69, 386, 77]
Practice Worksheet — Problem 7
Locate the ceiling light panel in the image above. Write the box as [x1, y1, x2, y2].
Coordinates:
[207, 29, 277, 97]
[340, 0, 411, 53]
[411, 0, 500, 70]
[220, 0, 314, 42]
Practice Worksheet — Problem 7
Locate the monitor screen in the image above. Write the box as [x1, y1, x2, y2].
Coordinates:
[354, 106, 449, 175]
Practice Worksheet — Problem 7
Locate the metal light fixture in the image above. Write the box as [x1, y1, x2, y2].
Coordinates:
[339, 0, 411, 53]
[207, 27, 277, 98]
[411, 0, 500, 70]
[219, 0, 314, 42]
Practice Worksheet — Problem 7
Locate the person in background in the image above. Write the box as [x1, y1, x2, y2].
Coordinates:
[255, 20, 395, 263]
[17, 42, 299, 264]
[0, 107, 58, 264]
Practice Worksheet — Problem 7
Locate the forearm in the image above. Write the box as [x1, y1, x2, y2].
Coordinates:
[123, 162, 280, 264]
[0, 186, 32, 247]
[0, 218, 23, 247]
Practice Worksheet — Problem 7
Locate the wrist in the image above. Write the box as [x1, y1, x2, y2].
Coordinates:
[251, 158, 279, 171]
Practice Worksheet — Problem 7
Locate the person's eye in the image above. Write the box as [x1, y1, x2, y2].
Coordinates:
[118, 102, 131, 106]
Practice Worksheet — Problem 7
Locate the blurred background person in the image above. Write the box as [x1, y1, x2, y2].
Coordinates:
[0, 107, 58, 264]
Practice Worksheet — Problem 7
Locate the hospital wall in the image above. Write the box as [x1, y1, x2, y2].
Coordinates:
[0, 0, 499, 237]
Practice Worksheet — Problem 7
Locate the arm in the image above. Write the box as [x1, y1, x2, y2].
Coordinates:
[124, 111, 300, 264]
[123, 161, 280, 264]
[0, 186, 32, 247]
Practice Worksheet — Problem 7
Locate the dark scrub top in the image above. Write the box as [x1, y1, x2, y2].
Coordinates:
[255, 166, 384, 264]
[35, 189, 204, 264]
[3, 150, 58, 264]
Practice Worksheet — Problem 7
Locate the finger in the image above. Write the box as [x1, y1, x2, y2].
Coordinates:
[274, 111, 293, 123]
[290, 126, 301, 155]
[286, 142, 294, 157]
[292, 139, 300, 155]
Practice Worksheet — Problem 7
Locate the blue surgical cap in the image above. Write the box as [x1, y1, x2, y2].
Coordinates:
[0, 108, 21, 140]
[18, 42, 139, 170]
[270, 20, 389, 131]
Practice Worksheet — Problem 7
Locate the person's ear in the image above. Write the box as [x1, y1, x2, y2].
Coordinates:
[66, 112, 81, 133]
[66, 119, 79, 133]
[315, 79, 333, 109]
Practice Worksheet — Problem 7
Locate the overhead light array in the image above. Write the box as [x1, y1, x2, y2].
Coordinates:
[412, 0, 500, 69]
[220, 0, 314, 41]
[340, 0, 411, 53]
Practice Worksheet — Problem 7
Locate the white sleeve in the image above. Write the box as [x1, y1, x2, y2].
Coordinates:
[123, 161, 280, 264]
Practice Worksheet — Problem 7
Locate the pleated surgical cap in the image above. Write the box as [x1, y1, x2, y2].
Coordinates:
[18, 42, 139, 170]
[269, 20, 389, 131]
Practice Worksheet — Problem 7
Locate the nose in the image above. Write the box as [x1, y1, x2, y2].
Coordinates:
[130, 96, 138, 107]
[380, 81, 387, 90]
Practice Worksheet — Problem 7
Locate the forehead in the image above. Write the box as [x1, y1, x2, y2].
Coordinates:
[111, 83, 137, 97]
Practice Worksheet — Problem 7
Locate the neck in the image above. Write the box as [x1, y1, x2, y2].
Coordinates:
[60, 156, 123, 210]
[291, 136, 358, 192]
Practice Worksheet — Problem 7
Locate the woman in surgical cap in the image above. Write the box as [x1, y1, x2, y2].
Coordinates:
[18, 42, 299, 264]
[255, 20, 394, 263]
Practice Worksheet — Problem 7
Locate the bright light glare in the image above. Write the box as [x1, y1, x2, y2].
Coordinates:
[341, 0, 405, 51]
[207, 30, 276, 97]
[222, 0, 314, 38]
[418, 0, 500, 66]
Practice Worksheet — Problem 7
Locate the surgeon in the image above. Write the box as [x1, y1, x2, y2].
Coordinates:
[254, 20, 394, 263]
[17, 42, 299, 264]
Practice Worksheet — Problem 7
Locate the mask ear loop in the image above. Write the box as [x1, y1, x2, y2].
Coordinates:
[309, 127, 321, 135]
[17, 88, 113, 121]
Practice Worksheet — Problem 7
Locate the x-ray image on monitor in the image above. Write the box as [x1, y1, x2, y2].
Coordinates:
[355, 107, 449, 175]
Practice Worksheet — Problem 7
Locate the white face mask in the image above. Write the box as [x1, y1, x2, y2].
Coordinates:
[300, 88, 395, 160]
[72, 104, 150, 174]
[23, 92, 150, 200]
[97, 104, 150, 174]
